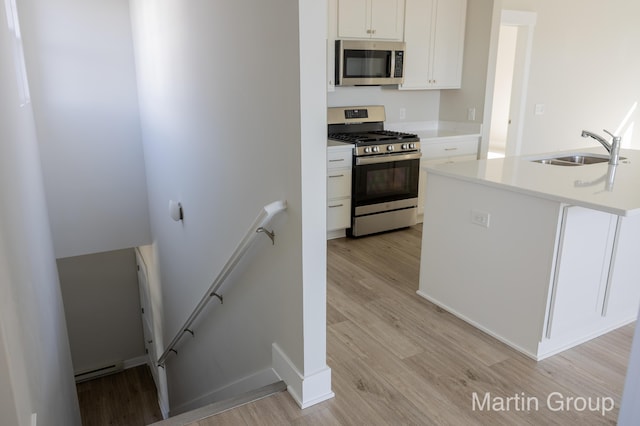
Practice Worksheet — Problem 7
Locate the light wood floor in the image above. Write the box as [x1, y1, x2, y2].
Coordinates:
[77, 364, 163, 425]
[193, 225, 634, 425]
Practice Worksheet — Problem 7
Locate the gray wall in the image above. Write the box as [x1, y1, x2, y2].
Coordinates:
[440, 0, 640, 155]
[57, 248, 145, 374]
[505, 0, 640, 154]
[18, 0, 151, 259]
[328, 85, 441, 124]
[0, 2, 81, 423]
[129, 0, 330, 412]
[439, 0, 494, 125]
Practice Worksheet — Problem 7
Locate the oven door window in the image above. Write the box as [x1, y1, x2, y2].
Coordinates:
[343, 49, 391, 78]
[353, 158, 419, 207]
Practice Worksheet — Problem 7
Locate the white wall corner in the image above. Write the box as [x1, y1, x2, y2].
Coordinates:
[272, 343, 334, 409]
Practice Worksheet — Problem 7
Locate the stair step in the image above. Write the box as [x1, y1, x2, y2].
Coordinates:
[149, 381, 288, 426]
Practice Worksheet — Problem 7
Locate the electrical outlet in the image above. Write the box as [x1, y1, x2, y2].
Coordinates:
[467, 107, 476, 121]
[535, 104, 545, 115]
[471, 209, 490, 228]
[399, 108, 406, 120]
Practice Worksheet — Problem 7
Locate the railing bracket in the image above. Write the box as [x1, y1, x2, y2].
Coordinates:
[184, 328, 194, 336]
[157, 363, 165, 369]
[210, 292, 223, 304]
[256, 227, 275, 245]
[170, 349, 178, 356]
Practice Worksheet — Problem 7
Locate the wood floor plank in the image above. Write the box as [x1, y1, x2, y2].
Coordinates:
[76, 364, 163, 426]
[162, 225, 633, 425]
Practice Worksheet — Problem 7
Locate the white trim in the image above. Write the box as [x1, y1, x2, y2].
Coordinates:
[537, 318, 637, 360]
[416, 290, 539, 360]
[272, 343, 334, 409]
[170, 367, 280, 416]
[481, 7, 537, 159]
[123, 355, 148, 370]
[501, 10, 536, 158]
[417, 289, 637, 362]
[327, 229, 346, 240]
[158, 397, 170, 420]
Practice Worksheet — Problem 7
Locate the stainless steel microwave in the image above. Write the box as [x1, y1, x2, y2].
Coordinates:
[335, 40, 406, 86]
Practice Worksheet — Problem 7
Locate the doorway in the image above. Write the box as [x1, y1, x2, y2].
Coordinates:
[483, 10, 537, 159]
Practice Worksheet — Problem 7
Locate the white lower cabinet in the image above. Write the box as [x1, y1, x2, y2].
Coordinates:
[604, 215, 640, 321]
[327, 144, 353, 239]
[419, 167, 640, 360]
[545, 207, 617, 339]
[541, 207, 640, 356]
[418, 136, 478, 220]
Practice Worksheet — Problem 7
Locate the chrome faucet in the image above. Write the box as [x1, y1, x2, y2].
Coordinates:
[581, 129, 621, 165]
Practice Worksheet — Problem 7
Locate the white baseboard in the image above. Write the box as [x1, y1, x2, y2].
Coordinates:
[170, 367, 280, 416]
[327, 229, 346, 240]
[272, 343, 334, 409]
[123, 354, 149, 370]
[416, 290, 539, 360]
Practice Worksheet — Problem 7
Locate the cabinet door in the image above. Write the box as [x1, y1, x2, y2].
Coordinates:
[369, 0, 405, 40]
[338, 0, 370, 38]
[327, 199, 351, 231]
[430, 0, 466, 88]
[401, 0, 435, 89]
[328, 170, 352, 199]
[604, 215, 640, 321]
[400, 0, 466, 90]
[547, 206, 617, 338]
[418, 138, 478, 221]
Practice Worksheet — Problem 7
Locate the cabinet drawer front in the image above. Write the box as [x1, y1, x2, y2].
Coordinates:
[328, 171, 351, 199]
[327, 198, 351, 231]
[421, 138, 478, 159]
[327, 149, 353, 169]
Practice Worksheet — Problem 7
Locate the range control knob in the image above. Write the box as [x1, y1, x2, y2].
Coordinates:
[387, 145, 394, 152]
[401, 143, 408, 150]
[373, 146, 380, 153]
[364, 147, 371, 153]
[409, 143, 416, 149]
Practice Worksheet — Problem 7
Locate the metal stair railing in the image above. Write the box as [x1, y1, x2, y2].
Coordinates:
[157, 200, 287, 367]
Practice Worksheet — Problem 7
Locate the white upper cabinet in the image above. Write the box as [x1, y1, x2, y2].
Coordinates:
[401, 0, 467, 90]
[337, 0, 405, 40]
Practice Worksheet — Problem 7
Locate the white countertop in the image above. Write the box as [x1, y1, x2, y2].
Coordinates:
[425, 148, 640, 216]
[328, 140, 354, 148]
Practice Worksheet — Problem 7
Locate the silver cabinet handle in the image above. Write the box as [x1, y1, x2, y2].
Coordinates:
[328, 174, 344, 178]
[329, 158, 345, 162]
[444, 147, 458, 151]
[328, 204, 344, 208]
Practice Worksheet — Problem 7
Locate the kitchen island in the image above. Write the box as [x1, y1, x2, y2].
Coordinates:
[418, 147, 640, 360]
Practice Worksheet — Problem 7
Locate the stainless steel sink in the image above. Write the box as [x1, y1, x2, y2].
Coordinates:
[531, 153, 624, 166]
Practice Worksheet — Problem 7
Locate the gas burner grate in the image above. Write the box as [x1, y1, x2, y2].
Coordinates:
[329, 130, 418, 144]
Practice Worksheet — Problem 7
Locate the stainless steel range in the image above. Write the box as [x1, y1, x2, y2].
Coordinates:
[328, 105, 421, 237]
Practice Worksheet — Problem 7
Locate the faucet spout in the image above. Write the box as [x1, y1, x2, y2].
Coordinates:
[581, 129, 621, 165]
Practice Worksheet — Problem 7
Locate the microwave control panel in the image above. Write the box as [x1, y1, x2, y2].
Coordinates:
[394, 51, 404, 78]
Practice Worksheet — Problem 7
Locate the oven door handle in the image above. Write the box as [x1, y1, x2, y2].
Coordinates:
[355, 152, 422, 166]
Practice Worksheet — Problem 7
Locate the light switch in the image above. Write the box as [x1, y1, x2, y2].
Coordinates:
[467, 107, 476, 121]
